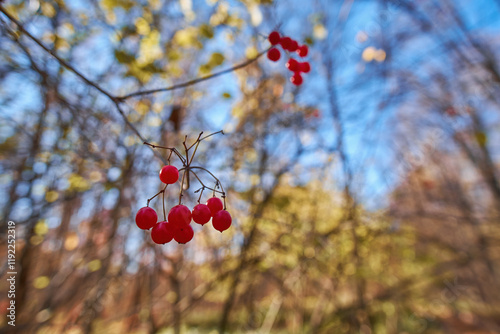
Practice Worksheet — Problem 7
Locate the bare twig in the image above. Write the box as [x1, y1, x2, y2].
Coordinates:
[117, 54, 268, 100]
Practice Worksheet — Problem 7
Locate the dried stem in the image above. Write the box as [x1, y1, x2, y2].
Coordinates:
[143, 142, 186, 164]
[188, 166, 226, 195]
[162, 187, 166, 220]
[147, 184, 167, 207]
[178, 170, 187, 205]
[189, 170, 225, 195]
[116, 55, 268, 100]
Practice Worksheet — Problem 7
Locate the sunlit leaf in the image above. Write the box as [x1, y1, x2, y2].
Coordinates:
[114, 50, 135, 64]
[199, 24, 214, 39]
[33, 276, 50, 289]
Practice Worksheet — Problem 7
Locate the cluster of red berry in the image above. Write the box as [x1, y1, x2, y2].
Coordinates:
[135, 132, 231, 245]
[266, 31, 310, 86]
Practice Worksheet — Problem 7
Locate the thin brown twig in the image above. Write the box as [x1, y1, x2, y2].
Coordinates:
[189, 170, 225, 195]
[144, 142, 186, 164]
[178, 170, 187, 204]
[189, 166, 226, 195]
[147, 184, 168, 207]
[117, 53, 269, 100]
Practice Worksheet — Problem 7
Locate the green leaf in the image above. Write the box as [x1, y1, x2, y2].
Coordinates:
[475, 131, 487, 147]
[114, 50, 135, 64]
[101, 0, 134, 11]
[142, 62, 164, 74]
[199, 24, 214, 39]
[209, 52, 225, 67]
[199, 64, 211, 75]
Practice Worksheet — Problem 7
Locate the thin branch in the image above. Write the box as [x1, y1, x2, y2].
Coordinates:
[147, 184, 168, 207]
[187, 130, 224, 164]
[187, 132, 204, 151]
[178, 170, 187, 204]
[199, 130, 224, 142]
[189, 170, 225, 195]
[117, 51, 269, 100]
[144, 142, 186, 164]
[162, 185, 167, 220]
[189, 166, 226, 195]
[196, 186, 205, 203]
[0, 6, 115, 101]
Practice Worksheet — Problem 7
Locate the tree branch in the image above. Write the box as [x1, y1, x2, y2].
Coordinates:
[116, 51, 269, 100]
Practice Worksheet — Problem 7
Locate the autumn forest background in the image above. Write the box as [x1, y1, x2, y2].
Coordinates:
[1, 0, 500, 333]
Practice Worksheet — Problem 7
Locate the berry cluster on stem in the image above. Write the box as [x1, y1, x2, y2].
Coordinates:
[266, 31, 311, 86]
[135, 131, 232, 245]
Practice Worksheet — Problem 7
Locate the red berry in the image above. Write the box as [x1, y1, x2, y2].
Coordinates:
[159, 165, 179, 184]
[212, 210, 232, 232]
[173, 224, 194, 244]
[135, 207, 157, 230]
[151, 221, 174, 244]
[267, 48, 281, 62]
[168, 205, 192, 226]
[289, 40, 299, 52]
[297, 45, 308, 57]
[280, 37, 292, 50]
[268, 31, 280, 45]
[300, 62, 311, 73]
[286, 59, 300, 72]
[290, 72, 303, 85]
[192, 204, 212, 226]
[206, 197, 223, 217]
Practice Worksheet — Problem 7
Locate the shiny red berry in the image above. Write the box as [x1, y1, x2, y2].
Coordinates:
[173, 224, 194, 244]
[289, 40, 299, 52]
[286, 59, 300, 72]
[300, 62, 311, 73]
[192, 204, 212, 226]
[151, 221, 174, 244]
[268, 31, 280, 45]
[212, 210, 232, 232]
[168, 205, 192, 226]
[159, 165, 179, 184]
[135, 207, 157, 230]
[290, 72, 303, 85]
[280, 37, 292, 50]
[297, 45, 308, 57]
[206, 197, 223, 217]
[267, 48, 281, 62]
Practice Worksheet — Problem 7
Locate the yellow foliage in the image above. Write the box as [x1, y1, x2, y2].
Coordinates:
[135, 17, 150, 35]
[33, 276, 50, 289]
[41, 3, 56, 18]
[45, 190, 59, 203]
[68, 173, 90, 192]
[138, 30, 162, 64]
[174, 27, 202, 48]
[34, 220, 49, 236]
[245, 46, 258, 60]
[64, 233, 79, 251]
[87, 259, 102, 272]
